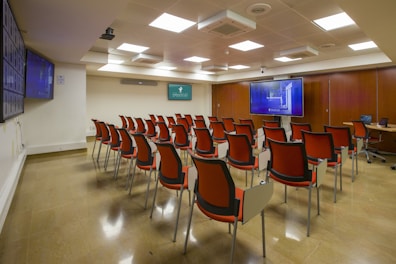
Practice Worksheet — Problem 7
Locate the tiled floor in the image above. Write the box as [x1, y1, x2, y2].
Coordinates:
[1, 139, 396, 263]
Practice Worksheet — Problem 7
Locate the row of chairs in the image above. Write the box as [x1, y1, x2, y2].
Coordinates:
[91, 116, 274, 263]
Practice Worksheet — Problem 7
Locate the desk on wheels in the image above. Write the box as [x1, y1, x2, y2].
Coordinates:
[343, 122, 396, 169]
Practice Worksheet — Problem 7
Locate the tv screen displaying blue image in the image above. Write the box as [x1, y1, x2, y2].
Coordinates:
[250, 77, 304, 117]
[25, 49, 54, 99]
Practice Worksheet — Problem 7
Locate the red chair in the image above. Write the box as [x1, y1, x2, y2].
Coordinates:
[222, 117, 235, 132]
[263, 120, 281, 128]
[194, 119, 206, 129]
[96, 121, 111, 162]
[302, 130, 346, 203]
[173, 124, 192, 164]
[144, 119, 157, 139]
[184, 114, 194, 127]
[324, 125, 359, 181]
[104, 124, 121, 170]
[150, 142, 191, 242]
[184, 154, 273, 263]
[91, 119, 102, 158]
[149, 114, 157, 124]
[208, 116, 218, 129]
[266, 139, 327, 236]
[125, 116, 136, 134]
[128, 133, 158, 209]
[262, 126, 287, 150]
[156, 115, 165, 124]
[134, 117, 146, 134]
[166, 116, 176, 130]
[290, 122, 311, 142]
[352, 120, 386, 163]
[240, 118, 256, 136]
[114, 128, 137, 180]
[193, 128, 218, 158]
[156, 121, 172, 142]
[177, 117, 191, 135]
[119, 115, 128, 128]
[210, 121, 227, 143]
[234, 123, 257, 148]
[226, 133, 268, 187]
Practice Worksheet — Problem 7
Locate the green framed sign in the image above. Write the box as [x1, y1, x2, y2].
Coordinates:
[168, 83, 192, 100]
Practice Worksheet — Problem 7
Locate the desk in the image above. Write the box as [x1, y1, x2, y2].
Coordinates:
[343, 122, 396, 169]
[343, 122, 396, 132]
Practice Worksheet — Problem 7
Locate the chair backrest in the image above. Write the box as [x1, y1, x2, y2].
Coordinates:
[191, 154, 238, 217]
[166, 116, 176, 128]
[184, 114, 194, 127]
[132, 133, 154, 166]
[226, 133, 255, 165]
[208, 116, 218, 129]
[302, 130, 337, 162]
[263, 126, 287, 149]
[135, 117, 146, 134]
[92, 119, 102, 138]
[175, 113, 182, 119]
[108, 124, 121, 147]
[177, 117, 190, 133]
[194, 119, 207, 128]
[268, 139, 312, 182]
[126, 116, 136, 131]
[222, 117, 235, 132]
[195, 115, 204, 120]
[149, 114, 157, 124]
[235, 123, 255, 145]
[145, 119, 157, 138]
[173, 124, 190, 148]
[193, 128, 215, 156]
[290, 122, 312, 141]
[324, 125, 354, 151]
[157, 121, 171, 142]
[119, 115, 128, 128]
[157, 115, 165, 124]
[239, 119, 256, 134]
[98, 121, 110, 141]
[351, 120, 369, 139]
[263, 120, 281, 128]
[118, 128, 134, 155]
[156, 142, 184, 185]
[211, 121, 227, 142]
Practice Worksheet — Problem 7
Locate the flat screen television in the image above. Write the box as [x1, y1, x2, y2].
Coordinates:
[250, 77, 304, 117]
[25, 49, 55, 99]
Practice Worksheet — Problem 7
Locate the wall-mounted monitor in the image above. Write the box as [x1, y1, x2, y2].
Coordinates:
[250, 77, 304, 117]
[25, 49, 54, 100]
[168, 83, 192, 100]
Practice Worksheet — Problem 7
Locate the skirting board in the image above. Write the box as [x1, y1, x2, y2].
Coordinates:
[0, 150, 26, 233]
[26, 141, 87, 155]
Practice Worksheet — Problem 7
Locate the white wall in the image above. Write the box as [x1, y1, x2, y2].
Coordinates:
[22, 63, 87, 154]
[86, 76, 212, 135]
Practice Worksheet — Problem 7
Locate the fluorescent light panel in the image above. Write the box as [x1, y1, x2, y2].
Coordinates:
[313, 12, 355, 31]
[229, 65, 250, 70]
[229, 40, 264, 51]
[184, 56, 210, 63]
[349, 41, 377, 51]
[149, 13, 196, 33]
[117, 43, 149, 53]
[274, 57, 302, 62]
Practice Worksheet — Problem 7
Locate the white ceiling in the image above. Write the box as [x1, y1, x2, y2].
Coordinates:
[8, 0, 396, 83]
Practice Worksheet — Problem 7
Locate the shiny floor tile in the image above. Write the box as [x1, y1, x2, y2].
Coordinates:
[1, 141, 396, 263]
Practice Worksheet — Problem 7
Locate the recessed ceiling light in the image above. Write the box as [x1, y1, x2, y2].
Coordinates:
[229, 65, 250, 70]
[229, 40, 264, 51]
[349, 41, 377, 51]
[274, 57, 302, 62]
[313, 12, 355, 31]
[184, 56, 210, 63]
[149, 13, 196, 33]
[117, 43, 149, 53]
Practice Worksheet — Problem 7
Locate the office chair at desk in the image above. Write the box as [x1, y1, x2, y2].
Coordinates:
[352, 120, 386, 164]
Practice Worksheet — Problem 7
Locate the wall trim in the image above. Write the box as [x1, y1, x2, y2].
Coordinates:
[26, 141, 87, 155]
[0, 150, 27, 232]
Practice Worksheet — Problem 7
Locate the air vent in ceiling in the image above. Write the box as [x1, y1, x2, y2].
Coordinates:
[198, 10, 256, 38]
[279, 46, 319, 59]
[131, 53, 163, 64]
